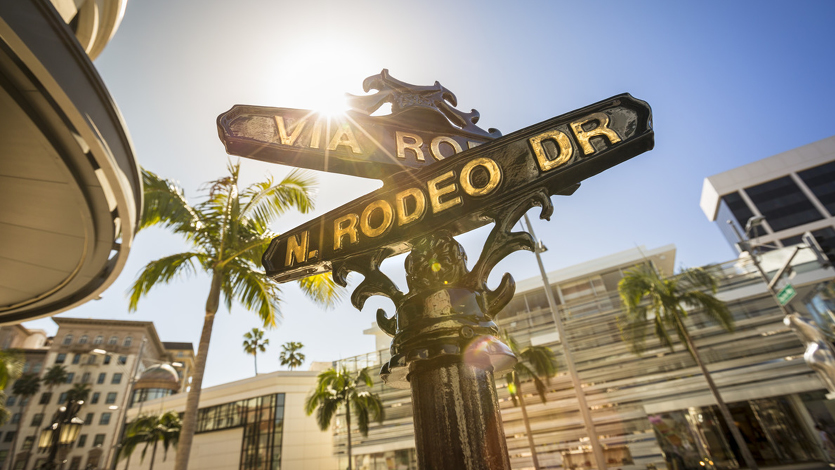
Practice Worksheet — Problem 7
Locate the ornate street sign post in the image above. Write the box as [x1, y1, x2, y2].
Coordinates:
[218, 70, 654, 470]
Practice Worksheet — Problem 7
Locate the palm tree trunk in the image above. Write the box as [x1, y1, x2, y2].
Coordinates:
[675, 313, 759, 470]
[253, 353, 258, 376]
[345, 400, 352, 470]
[150, 440, 158, 470]
[515, 376, 541, 470]
[173, 272, 222, 470]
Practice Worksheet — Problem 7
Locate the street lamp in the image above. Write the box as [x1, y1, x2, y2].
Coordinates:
[522, 214, 608, 470]
[38, 401, 84, 470]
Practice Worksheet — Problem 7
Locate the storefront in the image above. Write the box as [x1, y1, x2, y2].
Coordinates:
[650, 394, 827, 470]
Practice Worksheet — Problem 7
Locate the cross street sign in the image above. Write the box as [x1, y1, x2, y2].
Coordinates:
[258, 93, 653, 282]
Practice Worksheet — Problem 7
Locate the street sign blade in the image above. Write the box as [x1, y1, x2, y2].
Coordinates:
[263, 93, 653, 283]
[777, 284, 796, 306]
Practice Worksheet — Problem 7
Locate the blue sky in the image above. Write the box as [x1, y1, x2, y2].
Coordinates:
[22, 0, 835, 387]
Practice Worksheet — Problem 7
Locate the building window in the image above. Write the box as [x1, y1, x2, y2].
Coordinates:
[81, 372, 90, 384]
[30, 413, 43, 427]
[72, 354, 81, 365]
[77, 434, 87, 448]
[746, 176, 824, 232]
[21, 436, 33, 451]
[93, 335, 103, 345]
[58, 392, 67, 404]
[91, 392, 100, 404]
[2, 432, 14, 442]
[84, 413, 93, 425]
[93, 434, 105, 447]
[55, 353, 66, 364]
[105, 392, 117, 404]
[108, 336, 118, 346]
[22, 363, 29, 373]
[62, 335, 73, 345]
[39, 392, 51, 405]
[99, 413, 111, 425]
[112, 373, 122, 385]
[78, 335, 88, 345]
[0, 450, 7, 465]
[123, 337, 132, 347]
[97, 373, 106, 384]
[87, 355, 97, 365]
[32, 363, 41, 373]
[69, 456, 82, 470]
[103, 355, 111, 365]
[798, 161, 835, 216]
[65, 372, 74, 384]
[6, 396, 15, 407]
[86, 454, 100, 469]
[9, 414, 19, 425]
[118, 356, 127, 365]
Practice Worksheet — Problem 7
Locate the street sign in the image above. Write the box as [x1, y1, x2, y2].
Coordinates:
[260, 93, 653, 283]
[217, 70, 500, 180]
[777, 284, 796, 306]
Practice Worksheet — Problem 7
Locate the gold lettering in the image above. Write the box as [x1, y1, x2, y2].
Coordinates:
[570, 112, 621, 155]
[460, 158, 501, 197]
[310, 119, 323, 149]
[328, 124, 363, 154]
[428, 171, 462, 214]
[333, 214, 359, 251]
[528, 129, 573, 172]
[430, 136, 463, 161]
[396, 132, 425, 161]
[274, 116, 307, 146]
[285, 231, 309, 267]
[360, 200, 394, 238]
[395, 187, 426, 226]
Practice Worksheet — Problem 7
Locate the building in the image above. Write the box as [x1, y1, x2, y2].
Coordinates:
[700, 135, 835, 253]
[123, 369, 339, 470]
[0, 319, 192, 470]
[0, 326, 50, 468]
[328, 244, 835, 470]
[0, 0, 142, 324]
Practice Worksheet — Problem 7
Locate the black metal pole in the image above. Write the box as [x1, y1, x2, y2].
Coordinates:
[378, 233, 516, 470]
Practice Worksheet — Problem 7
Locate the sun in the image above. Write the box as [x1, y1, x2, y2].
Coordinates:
[266, 38, 376, 117]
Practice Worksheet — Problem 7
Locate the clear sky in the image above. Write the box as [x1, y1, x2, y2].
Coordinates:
[22, 0, 835, 387]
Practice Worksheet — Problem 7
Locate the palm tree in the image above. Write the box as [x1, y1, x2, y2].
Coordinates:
[6, 373, 39, 470]
[279, 342, 305, 371]
[242, 328, 269, 375]
[618, 264, 758, 470]
[24, 364, 68, 468]
[0, 350, 23, 424]
[66, 383, 91, 404]
[502, 331, 558, 470]
[305, 367, 384, 470]
[128, 161, 341, 470]
[120, 411, 182, 470]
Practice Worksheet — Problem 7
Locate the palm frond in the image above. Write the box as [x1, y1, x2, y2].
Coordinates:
[240, 170, 317, 228]
[128, 252, 207, 312]
[139, 168, 200, 233]
[0, 350, 23, 389]
[297, 273, 343, 309]
[224, 261, 282, 327]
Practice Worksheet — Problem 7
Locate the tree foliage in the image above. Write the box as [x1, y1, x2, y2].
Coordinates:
[279, 342, 305, 371]
[128, 161, 343, 470]
[120, 411, 182, 470]
[618, 264, 733, 356]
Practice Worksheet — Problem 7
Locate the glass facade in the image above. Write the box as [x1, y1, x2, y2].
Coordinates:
[194, 393, 285, 470]
[745, 176, 823, 232]
[798, 161, 835, 216]
[129, 388, 173, 407]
